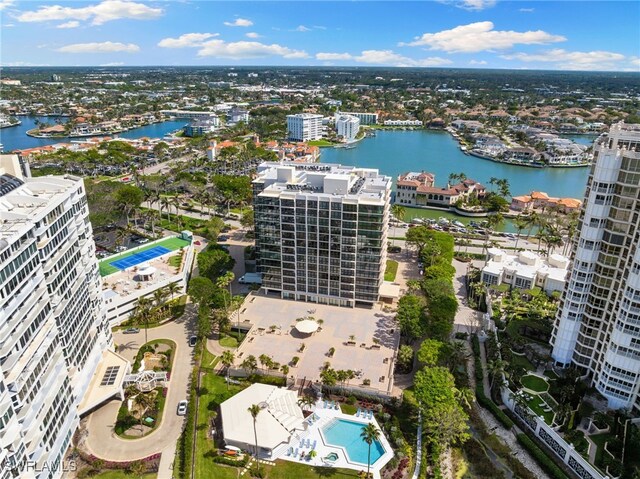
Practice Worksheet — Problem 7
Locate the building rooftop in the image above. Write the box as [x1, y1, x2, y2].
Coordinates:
[0, 157, 83, 240]
[254, 162, 391, 204]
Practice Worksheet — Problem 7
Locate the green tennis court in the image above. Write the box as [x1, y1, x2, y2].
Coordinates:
[99, 237, 191, 277]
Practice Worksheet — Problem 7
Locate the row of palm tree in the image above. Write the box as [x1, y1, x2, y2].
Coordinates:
[133, 282, 182, 344]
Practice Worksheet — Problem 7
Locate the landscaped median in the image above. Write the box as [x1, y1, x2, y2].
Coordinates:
[114, 339, 176, 439]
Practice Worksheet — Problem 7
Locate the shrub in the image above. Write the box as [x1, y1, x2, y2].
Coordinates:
[212, 454, 250, 467]
[475, 382, 514, 429]
[347, 395, 356, 405]
[516, 433, 570, 479]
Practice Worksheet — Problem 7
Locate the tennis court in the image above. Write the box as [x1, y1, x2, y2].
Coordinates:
[110, 246, 171, 270]
[99, 237, 191, 276]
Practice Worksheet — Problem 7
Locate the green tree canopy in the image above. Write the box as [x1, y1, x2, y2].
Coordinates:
[417, 339, 444, 366]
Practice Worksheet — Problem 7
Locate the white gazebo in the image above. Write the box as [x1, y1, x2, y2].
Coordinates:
[295, 319, 319, 335]
[137, 266, 157, 281]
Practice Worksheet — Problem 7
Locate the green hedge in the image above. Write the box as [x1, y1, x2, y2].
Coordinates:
[516, 433, 571, 479]
[212, 454, 250, 467]
[475, 382, 514, 429]
[471, 335, 514, 429]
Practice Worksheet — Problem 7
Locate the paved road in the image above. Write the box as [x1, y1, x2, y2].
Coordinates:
[81, 308, 197, 463]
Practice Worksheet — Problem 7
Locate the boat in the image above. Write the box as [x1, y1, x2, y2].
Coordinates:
[412, 218, 424, 224]
[452, 220, 465, 228]
[437, 217, 450, 226]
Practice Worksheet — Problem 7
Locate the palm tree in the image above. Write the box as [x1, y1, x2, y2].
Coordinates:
[360, 423, 381, 478]
[132, 392, 155, 430]
[390, 204, 405, 246]
[487, 358, 507, 391]
[153, 288, 168, 310]
[166, 281, 181, 300]
[455, 387, 475, 410]
[248, 404, 262, 458]
[160, 196, 172, 222]
[297, 395, 315, 411]
[513, 215, 528, 250]
[221, 350, 235, 390]
[134, 296, 153, 344]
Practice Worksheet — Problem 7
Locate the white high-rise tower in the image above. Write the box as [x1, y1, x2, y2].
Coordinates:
[551, 123, 640, 411]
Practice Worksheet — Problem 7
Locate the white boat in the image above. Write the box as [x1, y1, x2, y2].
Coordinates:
[452, 220, 465, 228]
[437, 217, 450, 225]
[412, 218, 424, 224]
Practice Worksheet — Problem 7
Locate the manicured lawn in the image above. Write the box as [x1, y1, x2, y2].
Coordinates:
[218, 331, 246, 348]
[194, 373, 247, 479]
[99, 236, 191, 276]
[94, 472, 155, 479]
[307, 139, 336, 147]
[263, 461, 360, 479]
[384, 260, 398, 282]
[544, 369, 560, 380]
[510, 354, 535, 372]
[340, 403, 357, 415]
[527, 396, 554, 425]
[590, 433, 614, 466]
[521, 374, 549, 393]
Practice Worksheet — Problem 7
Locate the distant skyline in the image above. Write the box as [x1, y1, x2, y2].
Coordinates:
[1, 0, 639, 71]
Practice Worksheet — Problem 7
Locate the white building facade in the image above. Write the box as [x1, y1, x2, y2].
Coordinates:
[335, 111, 378, 125]
[0, 155, 111, 478]
[335, 115, 360, 142]
[551, 122, 640, 411]
[286, 114, 323, 142]
[253, 162, 391, 307]
[481, 248, 569, 295]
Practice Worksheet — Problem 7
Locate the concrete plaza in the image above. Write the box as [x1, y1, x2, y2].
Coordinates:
[232, 294, 400, 395]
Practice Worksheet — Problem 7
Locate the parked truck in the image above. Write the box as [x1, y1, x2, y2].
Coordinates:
[238, 273, 262, 285]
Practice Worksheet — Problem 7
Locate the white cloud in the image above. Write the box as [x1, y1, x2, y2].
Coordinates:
[469, 59, 487, 65]
[316, 52, 354, 61]
[197, 39, 308, 59]
[2, 61, 50, 66]
[501, 49, 627, 70]
[57, 21, 80, 29]
[458, 0, 496, 10]
[16, 0, 163, 25]
[294, 25, 311, 32]
[158, 33, 218, 48]
[355, 50, 452, 67]
[223, 17, 253, 27]
[401, 21, 565, 53]
[438, 0, 496, 10]
[0, 0, 15, 11]
[245, 32, 261, 39]
[317, 50, 452, 67]
[519, 8, 535, 12]
[100, 62, 124, 66]
[3, 23, 15, 27]
[57, 41, 140, 53]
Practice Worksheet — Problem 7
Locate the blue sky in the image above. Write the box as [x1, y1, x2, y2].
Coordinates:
[1, 0, 639, 71]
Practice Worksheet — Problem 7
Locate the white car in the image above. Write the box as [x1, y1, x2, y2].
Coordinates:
[177, 400, 188, 416]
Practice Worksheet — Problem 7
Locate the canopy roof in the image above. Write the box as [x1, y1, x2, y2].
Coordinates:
[295, 319, 319, 334]
[138, 266, 156, 276]
[220, 383, 304, 450]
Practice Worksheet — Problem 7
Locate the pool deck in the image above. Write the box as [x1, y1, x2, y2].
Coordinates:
[268, 399, 394, 479]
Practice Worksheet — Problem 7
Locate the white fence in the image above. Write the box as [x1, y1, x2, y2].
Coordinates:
[501, 388, 607, 479]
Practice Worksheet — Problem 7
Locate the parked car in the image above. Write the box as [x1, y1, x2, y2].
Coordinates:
[123, 328, 139, 334]
[189, 335, 197, 347]
[218, 235, 229, 242]
[177, 400, 188, 416]
[135, 238, 149, 244]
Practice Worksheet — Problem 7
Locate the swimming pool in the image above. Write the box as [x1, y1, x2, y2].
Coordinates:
[321, 419, 385, 465]
[109, 246, 171, 270]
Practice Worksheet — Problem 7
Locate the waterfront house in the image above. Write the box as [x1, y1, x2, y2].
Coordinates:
[451, 119, 483, 133]
[504, 147, 541, 164]
[396, 172, 485, 209]
[510, 195, 534, 212]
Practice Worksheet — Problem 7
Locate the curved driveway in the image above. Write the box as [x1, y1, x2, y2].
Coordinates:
[81, 306, 197, 461]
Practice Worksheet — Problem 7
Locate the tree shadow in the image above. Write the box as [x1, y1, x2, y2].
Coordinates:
[313, 466, 338, 477]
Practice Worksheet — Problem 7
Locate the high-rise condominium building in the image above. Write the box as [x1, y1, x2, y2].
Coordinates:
[253, 162, 391, 307]
[335, 115, 360, 142]
[0, 155, 111, 478]
[286, 114, 323, 142]
[551, 122, 640, 411]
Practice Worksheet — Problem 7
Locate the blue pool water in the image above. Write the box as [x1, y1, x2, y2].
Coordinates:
[322, 419, 385, 465]
[110, 246, 171, 270]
